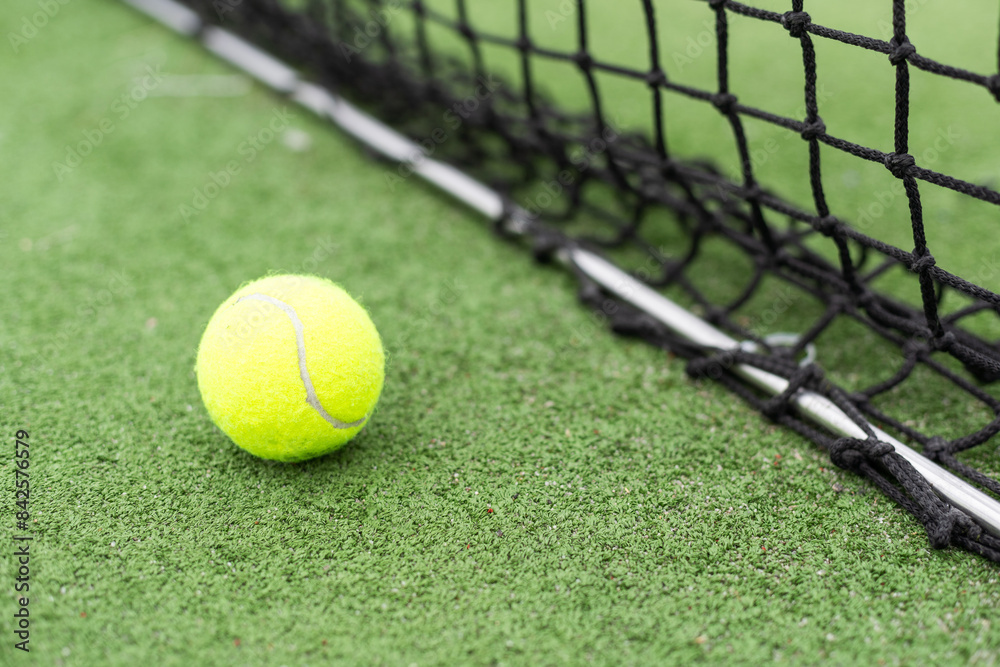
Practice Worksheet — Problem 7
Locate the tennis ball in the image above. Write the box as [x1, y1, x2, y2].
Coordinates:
[196, 274, 385, 462]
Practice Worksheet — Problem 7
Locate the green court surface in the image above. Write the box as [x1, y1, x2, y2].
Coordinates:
[3, 0, 1000, 665]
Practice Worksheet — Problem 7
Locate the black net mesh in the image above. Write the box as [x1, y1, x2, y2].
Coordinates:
[176, 0, 1000, 559]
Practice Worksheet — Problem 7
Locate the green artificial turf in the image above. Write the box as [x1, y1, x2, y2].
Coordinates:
[3, 0, 1000, 665]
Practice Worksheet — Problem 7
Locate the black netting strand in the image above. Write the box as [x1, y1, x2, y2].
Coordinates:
[177, 0, 1000, 561]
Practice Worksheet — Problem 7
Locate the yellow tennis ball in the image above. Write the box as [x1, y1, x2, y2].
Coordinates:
[196, 274, 385, 462]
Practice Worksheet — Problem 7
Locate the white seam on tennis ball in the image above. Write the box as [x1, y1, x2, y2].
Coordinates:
[237, 293, 367, 430]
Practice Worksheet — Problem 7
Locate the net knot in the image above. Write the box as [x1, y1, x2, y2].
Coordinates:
[883, 151, 915, 177]
[903, 336, 930, 359]
[573, 51, 594, 71]
[888, 38, 916, 65]
[847, 391, 870, 407]
[799, 119, 826, 140]
[930, 330, 956, 351]
[829, 437, 894, 471]
[742, 183, 763, 201]
[708, 0, 727, 9]
[531, 230, 563, 262]
[815, 215, 841, 237]
[856, 290, 878, 310]
[659, 162, 679, 180]
[578, 280, 603, 304]
[761, 363, 824, 419]
[828, 293, 852, 311]
[515, 36, 532, 53]
[645, 69, 667, 88]
[781, 11, 811, 38]
[712, 92, 738, 115]
[456, 21, 475, 41]
[923, 435, 950, 461]
[908, 250, 936, 273]
[926, 508, 979, 548]
[987, 74, 1000, 102]
[768, 248, 792, 269]
[686, 350, 737, 381]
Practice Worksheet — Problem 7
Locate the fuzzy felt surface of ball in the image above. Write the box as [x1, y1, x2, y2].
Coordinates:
[196, 274, 385, 462]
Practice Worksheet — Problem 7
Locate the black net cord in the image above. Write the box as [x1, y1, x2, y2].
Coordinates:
[177, 0, 1000, 561]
